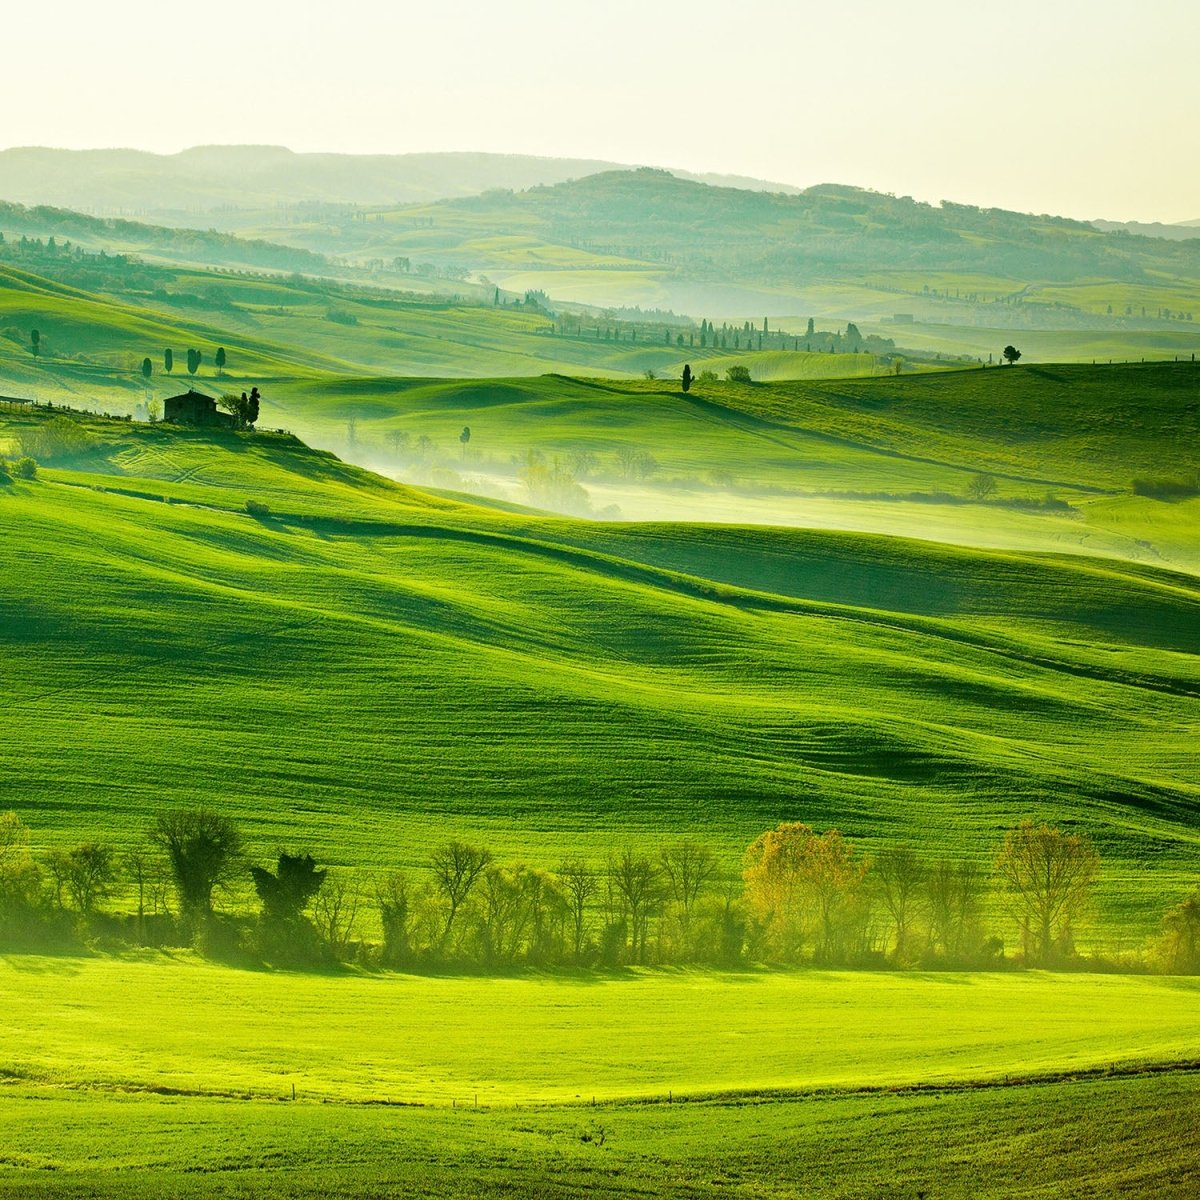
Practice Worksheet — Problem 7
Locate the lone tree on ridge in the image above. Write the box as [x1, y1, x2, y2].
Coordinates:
[1002, 344, 1022, 366]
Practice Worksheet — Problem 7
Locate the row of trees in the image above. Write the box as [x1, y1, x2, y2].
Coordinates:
[156, 346, 227, 378]
[3, 811, 1198, 974]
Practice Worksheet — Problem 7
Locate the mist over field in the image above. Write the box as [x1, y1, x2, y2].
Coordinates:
[1, 3, 1199, 1197]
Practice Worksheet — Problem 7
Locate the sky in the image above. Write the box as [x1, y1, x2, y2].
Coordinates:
[1, 0, 1196, 222]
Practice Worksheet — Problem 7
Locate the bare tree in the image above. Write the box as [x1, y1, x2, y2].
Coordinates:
[874, 845, 926, 961]
[966, 472, 998, 501]
[558, 859, 597, 963]
[47, 843, 115, 915]
[660, 841, 718, 954]
[926, 859, 985, 961]
[995, 821, 1099, 963]
[312, 869, 362, 960]
[429, 841, 492, 952]
[609, 849, 665, 964]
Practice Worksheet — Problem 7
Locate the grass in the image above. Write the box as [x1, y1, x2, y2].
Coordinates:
[1, 389, 1199, 937]
[3, 955, 1198, 1103]
[2, 1068, 1198, 1198]
[265, 362, 1200, 575]
[1, 954, 1198, 1196]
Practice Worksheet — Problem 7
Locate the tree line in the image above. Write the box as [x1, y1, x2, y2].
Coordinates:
[2, 810, 1197, 974]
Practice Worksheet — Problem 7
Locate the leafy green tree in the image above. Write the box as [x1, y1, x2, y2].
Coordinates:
[14, 457, 36, 480]
[164, 348, 173, 374]
[376, 871, 412, 967]
[219, 388, 260, 431]
[151, 808, 242, 923]
[725, 365, 751, 383]
[1156, 888, 1200, 973]
[966, 472, 998, 501]
[141, 357, 152, 382]
[214, 347, 226, 376]
[459, 425, 471, 459]
[0, 812, 41, 931]
[68, 843, 115, 914]
[186, 348, 201, 376]
[1003, 344, 1022, 366]
[250, 852, 327, 923]
[681, 363, 693, 393]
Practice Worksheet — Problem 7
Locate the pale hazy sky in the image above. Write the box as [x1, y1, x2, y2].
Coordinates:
[2, 0, 1196, 222]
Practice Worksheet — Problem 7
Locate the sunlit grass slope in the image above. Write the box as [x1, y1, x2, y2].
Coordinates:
[2, 955, 1198, 1103]
[273, 360, 1200, 492]
[268, 361, 1200, 573]
[1, 406, 1198, 928]
[3, 1067, 1197, 1198]
[0, 260, 890, 402]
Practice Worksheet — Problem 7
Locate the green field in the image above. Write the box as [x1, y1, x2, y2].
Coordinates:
[3, 1068, 1197, 1198]
[3, 342, 1200, 1197]
[2, 372, 1199, 938]
[4, 956, 1197, 1103]
[1, 955, 1198, 1197]
[3, 956, 1200, 1197]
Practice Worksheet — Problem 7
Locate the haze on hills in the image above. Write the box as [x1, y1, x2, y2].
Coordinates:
[0, 145, 800, 219]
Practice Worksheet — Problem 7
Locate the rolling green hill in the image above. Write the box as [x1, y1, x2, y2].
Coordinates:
[2, 392, 1198, 935]
[210, 169, 1197, 363]
[0, 253, 896, 412]
[266, 362, 1200, 575]
[0, 145, 800, 218]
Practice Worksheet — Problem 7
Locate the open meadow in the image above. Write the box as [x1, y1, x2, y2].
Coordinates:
[1, 955, 1199, 1197]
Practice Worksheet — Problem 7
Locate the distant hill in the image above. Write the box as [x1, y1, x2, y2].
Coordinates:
[0, 145, 800, 220]
[1092, 219, 1200, 242]
[409, 170, 1200, 284]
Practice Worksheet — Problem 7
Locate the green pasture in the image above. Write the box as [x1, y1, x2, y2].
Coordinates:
[1, 397, 1199, 936]
[860, 319, 1200, 365]
[2, 956, 1198, 1103]
[2, 1067, 1197, 1198]
[261, 363, 1200, 574]
[1, 955, 1198, 1196]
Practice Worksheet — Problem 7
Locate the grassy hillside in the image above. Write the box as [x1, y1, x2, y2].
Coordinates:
[4, 1062, 1197, 1198]
[0, 255, 906, 404]
[3, 956, 1198, 1103]
[203, 169, 1195, 365]
[1, 956, 1199, 1196]
[265, 362, 1200, 575]
[2, 400, 1198, 933]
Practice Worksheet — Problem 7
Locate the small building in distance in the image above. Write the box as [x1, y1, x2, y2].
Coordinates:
[164, 390, 234, 427]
